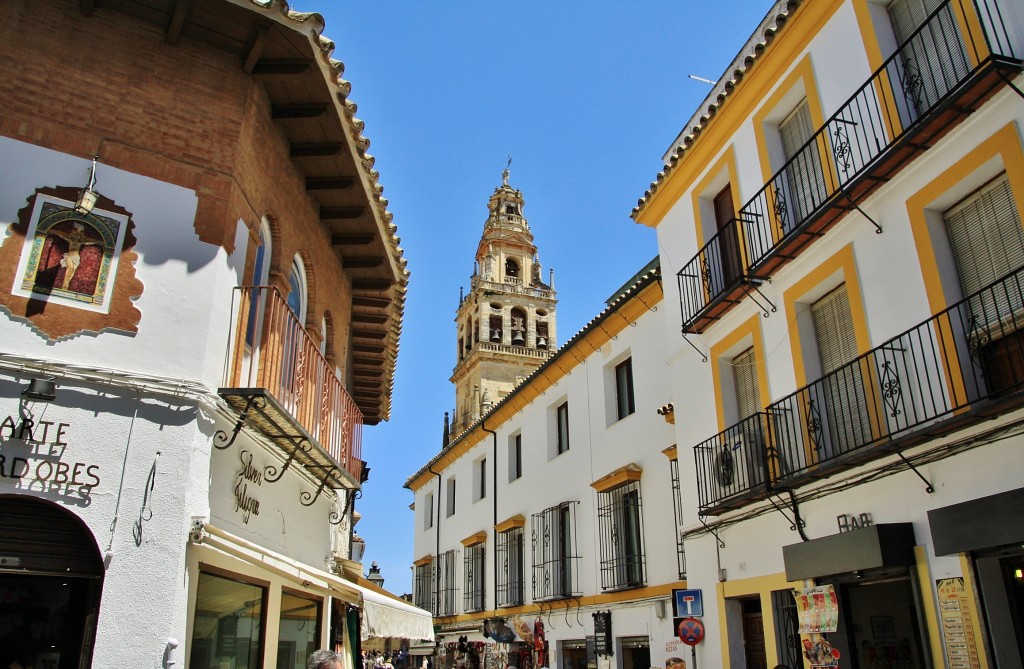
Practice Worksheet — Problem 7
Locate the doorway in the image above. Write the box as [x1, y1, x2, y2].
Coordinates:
[827, 574, 928, 669]
[0, 496, 103, 669]
[619, 636, 649, 669]
[974, 546, 1024, 667]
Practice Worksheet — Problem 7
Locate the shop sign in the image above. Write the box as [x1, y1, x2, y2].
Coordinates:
[592, 611, 612, 656]
[936, 577, 982, 668]
[792, 585, 839, 633]
[0, 415, 101, 497]
[234, 450, 262, 523]
[836, 512, 872, 532]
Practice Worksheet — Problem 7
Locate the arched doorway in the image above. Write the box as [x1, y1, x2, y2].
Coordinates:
[0, 495, 103, 669]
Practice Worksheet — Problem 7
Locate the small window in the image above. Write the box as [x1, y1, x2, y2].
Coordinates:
[615, 358, 636, 420]
[509, 433, 522, 481]
[474, 457, 487, 501]
[287, 255, 307, 323]
[505, 258, 520, 280]
[446, 477, 456, 517]
[556, 402, 570, 454]
[424, 492, 434, 530]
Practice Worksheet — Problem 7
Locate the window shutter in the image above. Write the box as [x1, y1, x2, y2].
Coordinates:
[888, 0, 969, 114]
[811, 285, 872, 454]
[779, 99, 827, 223]
[944, 174, 1024, 307]
[732, 346, 761, 420]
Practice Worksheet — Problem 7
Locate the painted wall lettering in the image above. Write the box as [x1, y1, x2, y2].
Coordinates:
[233, 449, 262, 523]
[0, 417, 101, 497]
[0, 415, 70, 447]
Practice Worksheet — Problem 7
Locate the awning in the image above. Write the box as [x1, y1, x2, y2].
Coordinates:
[783, 523, 917, 581]
[347, 577, 435, 642]
[196, 524, 433, 642]
[929, 486, 1024, 555]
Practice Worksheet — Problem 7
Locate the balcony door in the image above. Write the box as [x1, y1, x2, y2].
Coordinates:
[733, 347, 769, 487]
[712, 184, 743, 295]
[889, 0, 970, 124]
[944, 173, 1024, 394]
[779, 99, 828, 229]
[810, 285, 873, 459]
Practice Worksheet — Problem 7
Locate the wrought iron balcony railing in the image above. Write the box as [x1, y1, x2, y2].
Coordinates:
[220, 285, 363, 485]
[696, 266, 1024, 515]
[677, 0, 1021, 334]
[741, 0, 1021, 275]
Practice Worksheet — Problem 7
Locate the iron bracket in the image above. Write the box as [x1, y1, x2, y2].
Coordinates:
[897, 452, 935, 493]
[698, 515, 726, 548]
[212, 395, 265, 450]
[681, 330, 709, 363]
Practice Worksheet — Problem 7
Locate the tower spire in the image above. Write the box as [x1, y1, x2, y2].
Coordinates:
[503, 155, 511, 186]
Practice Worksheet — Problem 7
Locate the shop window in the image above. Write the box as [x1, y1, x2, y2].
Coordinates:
[596, 480, 645, 590]
[189, 571, 265, 669]
[532, 501, 580, 600]
[434, 549, 459, 616]
[277, 591, 320, 669]
[496, 526, 525, 607]
[508, 433, 522, 481]
[613, 357, 636, 421]
[463, 543, 486, 613]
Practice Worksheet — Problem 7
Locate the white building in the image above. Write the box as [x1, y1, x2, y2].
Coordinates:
[0, 1, 430, 667]
[634, 0, 1024, 666]
[407, 248, 688, 669]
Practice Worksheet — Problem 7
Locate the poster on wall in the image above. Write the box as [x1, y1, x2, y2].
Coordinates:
[936, 578, 982, 669]
[792, 585, 839, 634]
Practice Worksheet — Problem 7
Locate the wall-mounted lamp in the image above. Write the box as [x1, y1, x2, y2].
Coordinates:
[74, 155, 100, 215]
[21, 377, 57, 402]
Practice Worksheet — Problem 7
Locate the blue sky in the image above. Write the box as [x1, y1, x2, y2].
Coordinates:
[300, 1, 774, 595]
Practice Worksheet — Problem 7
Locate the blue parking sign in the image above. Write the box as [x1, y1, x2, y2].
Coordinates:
[673, 588, 704, 617]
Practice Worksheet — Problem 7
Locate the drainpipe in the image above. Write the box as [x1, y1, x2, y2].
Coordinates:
[481, 417, 498, 619]
[428, 463, 442, 618]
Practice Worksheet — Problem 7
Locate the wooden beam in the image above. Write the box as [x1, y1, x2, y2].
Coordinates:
[353, 329, 387, 340]
[242, 22, 273, 73]
[307, 177, 355, 191]
[352, 279, 393, 292]
[352, 368, 385, 377]
[320, 207, 364, 220]
[165, 0, 191, 44]
[343, 256, 385, 269]
[272, 103, 329, 119]
[353, 357, 384, 367]
[251, 59, 312, 76]
[353, 296, 391, 309]
[352, 313, 389, 325]
[354, 380, 383, 389]
[291, 143, 343, 158]
[332, 233, 375, 246]
[352, 345, 385, 354]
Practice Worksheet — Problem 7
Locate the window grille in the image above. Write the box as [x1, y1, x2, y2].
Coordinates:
[772, 589, 802, 669]
[433, 549, 459, 616]
[531, 501, 581, 600]
[597, 481, 646, 590]
[497, 526, 525, 607]
[413, 563, 432, 611]
[669, 457, 687, 579]
[463, 543, 486, 612]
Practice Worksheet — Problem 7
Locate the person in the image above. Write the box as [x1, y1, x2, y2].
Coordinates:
[51, 222, 102, 291]
[308, 649, 344, 669]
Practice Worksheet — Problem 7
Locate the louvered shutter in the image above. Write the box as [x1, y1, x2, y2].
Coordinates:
[811, 285, 873, 456]
[780, 99, 827, 225]
[733, 347, 761, 420]
[944, 174, 1024, 321]
[889, 0, 969, 115]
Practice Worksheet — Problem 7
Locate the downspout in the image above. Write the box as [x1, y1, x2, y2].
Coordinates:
[428, 464, 442, 618]
[481, 417, 498, 619]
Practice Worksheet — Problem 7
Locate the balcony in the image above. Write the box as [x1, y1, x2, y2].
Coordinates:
[218, 286, 364, 491]
[678, 0, 1022, 333]
[696, 266, 1024, 516]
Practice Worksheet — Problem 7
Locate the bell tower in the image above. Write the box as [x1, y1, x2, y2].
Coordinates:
[450, 167, 557, 436]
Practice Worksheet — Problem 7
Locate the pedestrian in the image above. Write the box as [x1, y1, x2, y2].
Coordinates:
[309, 649, 344, 669]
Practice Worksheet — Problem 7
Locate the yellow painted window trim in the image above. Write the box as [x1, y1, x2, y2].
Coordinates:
[662, 445, 678, 460]
[591, 463, 643, 492]
[461, 531, 488, 547]
[783, 243, 870, 388]
[495, 514, 526, 533]
[709, 314, 771, 431]
[906, 122, 1024, 315]
[413, 555, 434, 567]
[752, 54, 828, 186]
[689, 146, 743, 266]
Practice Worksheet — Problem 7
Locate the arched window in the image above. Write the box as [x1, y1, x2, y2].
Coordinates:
[510, 307, 527, 346]
[505, 258, 520, 281]
[287, 255, 307, 324]
[245, 219, 272, 348]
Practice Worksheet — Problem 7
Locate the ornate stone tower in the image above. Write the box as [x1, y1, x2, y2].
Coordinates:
[450, 168, 557, 436]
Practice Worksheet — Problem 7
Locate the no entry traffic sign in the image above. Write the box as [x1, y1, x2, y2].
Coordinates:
[676, 617, 705, 646]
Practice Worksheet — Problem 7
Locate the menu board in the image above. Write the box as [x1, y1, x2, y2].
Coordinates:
[936, 578, 982, 669]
